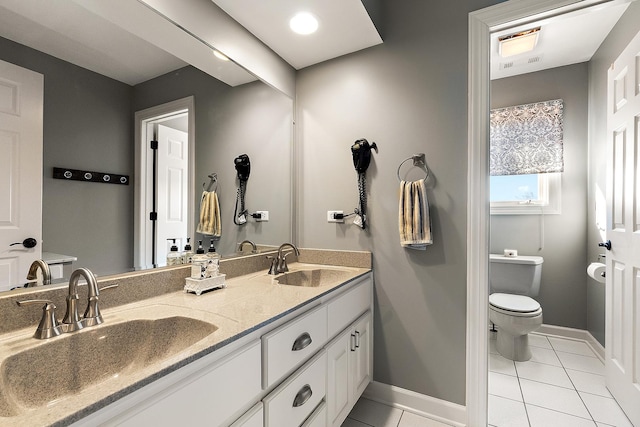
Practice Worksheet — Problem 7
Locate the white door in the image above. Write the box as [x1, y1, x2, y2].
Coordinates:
[155, 123, 188, 266]
[352, 312, 373, 398]
[0, 59, 43, 291]
[606, 29, 640, 426]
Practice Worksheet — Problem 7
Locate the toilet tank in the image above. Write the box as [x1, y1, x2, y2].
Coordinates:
[489, 254, 543, 297]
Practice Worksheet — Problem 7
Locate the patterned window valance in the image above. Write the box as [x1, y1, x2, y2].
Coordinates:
[490, 99, 564, 176]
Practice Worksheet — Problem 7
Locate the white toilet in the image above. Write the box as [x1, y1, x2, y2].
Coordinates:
[489, 254, 543, 362]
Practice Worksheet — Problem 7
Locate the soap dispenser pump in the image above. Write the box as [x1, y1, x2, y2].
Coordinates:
[182, 237, 194, 264]
[166, 239, 181, 266]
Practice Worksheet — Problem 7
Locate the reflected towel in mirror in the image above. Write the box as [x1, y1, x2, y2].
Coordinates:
[197, 190, 221, 237]
[399, 179, 432, 250]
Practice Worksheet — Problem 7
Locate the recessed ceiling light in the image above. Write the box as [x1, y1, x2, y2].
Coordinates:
[289, 12, 318, 35]
[213, 50, 230, 61]
[499, 27, 541, 58]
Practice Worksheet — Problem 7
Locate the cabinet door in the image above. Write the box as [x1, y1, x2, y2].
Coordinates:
[115, 341, 261, 427]
[326, 328, 354, 427]
[352, 312, 373, 398]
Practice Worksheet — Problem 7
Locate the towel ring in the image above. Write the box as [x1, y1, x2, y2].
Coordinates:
[397, 153, 430, 182]
[203, 173, 218, 192]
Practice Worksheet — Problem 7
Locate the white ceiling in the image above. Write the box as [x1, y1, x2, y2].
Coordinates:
[491, 2, 629, 80]
[0, 1, 630, 85]
[0, 0, 187, 85]
[211, 0, 383, 70]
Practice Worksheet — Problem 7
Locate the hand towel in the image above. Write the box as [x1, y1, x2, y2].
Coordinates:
[399, 179, 432, 250]
[196, 190, 221, 237]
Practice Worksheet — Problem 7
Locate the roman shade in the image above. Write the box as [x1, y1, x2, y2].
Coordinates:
[490, 99, 564, 176]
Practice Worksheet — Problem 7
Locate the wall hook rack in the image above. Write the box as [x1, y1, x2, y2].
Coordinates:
[53, 167, 129, 185]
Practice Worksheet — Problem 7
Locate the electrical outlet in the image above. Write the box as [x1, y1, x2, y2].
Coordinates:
[255, 210, 269, 221]
[327, 210, 344, 223]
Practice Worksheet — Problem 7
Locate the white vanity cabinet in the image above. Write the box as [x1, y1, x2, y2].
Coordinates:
[75, 272, 372, 427]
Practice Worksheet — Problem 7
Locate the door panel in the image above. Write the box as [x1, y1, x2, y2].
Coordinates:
[606, 28, 640, 426]
[156, 123, 188, 265]
[0, 60, 43, 290]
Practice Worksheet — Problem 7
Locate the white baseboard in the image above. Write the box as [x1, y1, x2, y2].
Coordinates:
[362, 381, 466, 427]
[535, 324, 605, 361]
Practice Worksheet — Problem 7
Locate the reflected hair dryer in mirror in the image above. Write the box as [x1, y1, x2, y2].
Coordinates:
[234, 154, 251, 225]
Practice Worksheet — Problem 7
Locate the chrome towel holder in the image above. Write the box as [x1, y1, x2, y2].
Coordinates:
[397, 153, 430, 182]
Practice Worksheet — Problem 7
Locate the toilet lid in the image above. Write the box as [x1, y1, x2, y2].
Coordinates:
[489, 293, 540, 313]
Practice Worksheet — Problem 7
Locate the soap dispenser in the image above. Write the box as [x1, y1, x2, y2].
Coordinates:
[191, 240, 208, 279]
[182, 237, 194, 264]
[166, 239, 181, 266]
[206, 240, 220, 277]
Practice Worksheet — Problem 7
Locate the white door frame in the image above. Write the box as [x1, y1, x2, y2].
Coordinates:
[466, 1, 632, 424]
[134, 96, 195, 271]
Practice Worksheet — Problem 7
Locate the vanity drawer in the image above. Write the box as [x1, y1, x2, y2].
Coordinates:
[301, 401, 327, 427]
[327, 276, 372, 339]
[263, 350, 327, 427]
[262, 304, 327, 388]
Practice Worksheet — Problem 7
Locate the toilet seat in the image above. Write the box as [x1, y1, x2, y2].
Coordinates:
[489, 293, 541, 317]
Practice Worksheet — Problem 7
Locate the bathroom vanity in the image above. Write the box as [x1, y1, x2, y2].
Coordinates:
[0, 250, 372, 427]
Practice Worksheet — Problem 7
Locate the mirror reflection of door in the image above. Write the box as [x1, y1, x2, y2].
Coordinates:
[0, 59, 43, 291]
[154, 120, 189, 267]
[134, 97, 194, 271]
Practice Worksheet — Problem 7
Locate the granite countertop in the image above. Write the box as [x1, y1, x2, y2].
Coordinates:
[0, 262, 370, 426]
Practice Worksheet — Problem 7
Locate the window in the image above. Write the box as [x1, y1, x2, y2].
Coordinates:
[490, 173, 561, 215]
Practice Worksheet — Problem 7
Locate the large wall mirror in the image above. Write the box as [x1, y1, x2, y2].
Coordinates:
[0, 0, 293, 290]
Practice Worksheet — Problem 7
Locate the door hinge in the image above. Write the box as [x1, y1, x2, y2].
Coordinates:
[150, 140, 158, 150]
[149, 212, 157, 221]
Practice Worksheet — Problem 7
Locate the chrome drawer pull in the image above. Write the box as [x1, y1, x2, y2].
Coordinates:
[350, 333, 356, 351]
[293, 384, 313, 407]
[355, 330, 361, 348]
[292, 332, 312, 351]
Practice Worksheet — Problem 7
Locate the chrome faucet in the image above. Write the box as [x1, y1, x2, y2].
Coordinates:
[268, 243, 300, 275]
[26, 259, 51, 287]
[238, 240, 257, 253]
[62, 268, 117, 331]
[17, 267, 117, 339]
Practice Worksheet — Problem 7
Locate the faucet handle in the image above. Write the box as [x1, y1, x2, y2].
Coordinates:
[16, 299, 63, 339]
[83, 283, 118, 327]
[266, 255, 278, 275]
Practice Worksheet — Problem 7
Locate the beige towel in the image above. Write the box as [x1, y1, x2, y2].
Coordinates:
[196, 190, 221, 237]
[399, 179, 432, 250]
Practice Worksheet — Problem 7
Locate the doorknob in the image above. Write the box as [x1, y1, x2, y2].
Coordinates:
[9, 238, 37, 249]
[598, 240, 612, 251]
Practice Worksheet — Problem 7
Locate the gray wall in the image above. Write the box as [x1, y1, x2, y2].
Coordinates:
[0, 36, 134, 276]
[490, 63, 589, 330]
[133, 66, 292, 256]
[297, 0, 499, 405]
[587, 2, 640, 346]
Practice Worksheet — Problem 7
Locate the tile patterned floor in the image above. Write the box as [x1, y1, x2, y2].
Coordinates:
[489, 332, 633, 427]
[341, 397, 455, 427]
[342, 333, 634, 427]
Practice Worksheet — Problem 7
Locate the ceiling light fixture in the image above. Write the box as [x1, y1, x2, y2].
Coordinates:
[289, 12, 318, 35]
[213, 50, 230, 61]
[498, 27, 541, 58]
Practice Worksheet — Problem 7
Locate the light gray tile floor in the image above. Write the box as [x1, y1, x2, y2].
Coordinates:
[343, 333, 633, 427]
[341, 398, 455, 427]
[488, 332, 633, 426]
